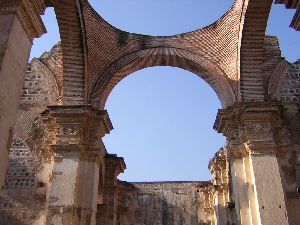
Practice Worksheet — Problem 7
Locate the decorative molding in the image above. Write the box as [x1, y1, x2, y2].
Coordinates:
[39, 105, 112, 162]
[215, 102, 284, 158]
[244, 141, 277, 156]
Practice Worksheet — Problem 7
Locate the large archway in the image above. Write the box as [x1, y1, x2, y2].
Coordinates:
[103, 66, 225, 181]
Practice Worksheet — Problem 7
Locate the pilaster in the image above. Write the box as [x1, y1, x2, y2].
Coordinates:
[40, 105, 112, 225]
[214, 102, 290, 225]
[101, 154, 126, 225]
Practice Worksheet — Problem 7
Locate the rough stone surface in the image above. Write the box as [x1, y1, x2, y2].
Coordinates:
[116, 181, 213, 225]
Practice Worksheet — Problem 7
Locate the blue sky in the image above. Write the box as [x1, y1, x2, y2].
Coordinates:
[30, 1, 299, 181]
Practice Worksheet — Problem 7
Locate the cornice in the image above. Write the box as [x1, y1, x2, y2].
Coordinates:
[0, 0, 46, 41]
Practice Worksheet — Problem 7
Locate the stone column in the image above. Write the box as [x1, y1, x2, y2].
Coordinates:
[41, 105, 112, 225]
[0, 0, 46, 188]
[214, 102, 290, 225]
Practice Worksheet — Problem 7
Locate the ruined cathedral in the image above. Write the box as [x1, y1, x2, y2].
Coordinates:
[0, 0, 300, 225]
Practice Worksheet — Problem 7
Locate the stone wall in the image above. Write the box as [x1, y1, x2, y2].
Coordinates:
[116, 181, 215, 225]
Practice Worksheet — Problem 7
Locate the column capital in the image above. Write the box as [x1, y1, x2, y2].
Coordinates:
[41, 105, 113, 160]
[0, 0, 46, 41]
[214, 102, 282, 135]
[214, 102, 283, 157]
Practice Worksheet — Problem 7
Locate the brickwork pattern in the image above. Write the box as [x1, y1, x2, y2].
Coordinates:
[83, 0, 244, 108]
[41, 0, 299, 108]
[52, 0, 86, 104]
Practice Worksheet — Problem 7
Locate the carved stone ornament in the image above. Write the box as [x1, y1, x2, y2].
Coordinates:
[244, 122, 273, 134]
[39, 105, 112, 162]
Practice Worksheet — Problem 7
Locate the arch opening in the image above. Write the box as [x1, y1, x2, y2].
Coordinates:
[87, 0, 234, 36]
[103, 66, 226, 182]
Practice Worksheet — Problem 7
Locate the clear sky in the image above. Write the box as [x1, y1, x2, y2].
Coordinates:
[30, 1, 299, 181]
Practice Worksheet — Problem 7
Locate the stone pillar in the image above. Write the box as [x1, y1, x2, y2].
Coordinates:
[101, 154, 126, 225]
[41, 105, 112, 225]
[229, 150, 252, 225]
[0, 0, 46, 188]
[243, 155, 260, 225]
[214, 102, 290, 225]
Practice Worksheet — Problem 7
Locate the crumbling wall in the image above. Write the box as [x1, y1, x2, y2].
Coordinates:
[116, 181, 214, 225]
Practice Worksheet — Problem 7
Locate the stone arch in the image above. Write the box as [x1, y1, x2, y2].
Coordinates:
[90, 48, 237, 109]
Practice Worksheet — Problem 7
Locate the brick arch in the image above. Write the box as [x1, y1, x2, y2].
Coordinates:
[239, 0, 274, 101]
[51, 0, 87, 105]
[90, 48, 236, 109]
